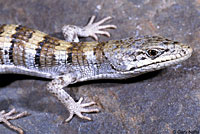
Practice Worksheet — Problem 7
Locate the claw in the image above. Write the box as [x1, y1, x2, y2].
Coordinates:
[81, 108, 99, 113]
[95, 16, 112, 25]
[88, 16, 96, 25]
[95, 31, 111, 37]
[98, 25, 117, 29]
[0, 110, 5, 114]
[81, 101, 96, 107]
[76, 112, 91, 121]
[65, 111, 74, 122]
[78, 97, 83, 104]
[5, 109, 16, 116]
[91, 34, 98, 41]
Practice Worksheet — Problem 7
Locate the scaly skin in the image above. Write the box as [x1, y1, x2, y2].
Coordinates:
[0, 16, 192, 134]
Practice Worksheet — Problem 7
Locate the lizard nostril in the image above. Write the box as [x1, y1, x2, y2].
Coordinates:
[181, 49, 186, 54]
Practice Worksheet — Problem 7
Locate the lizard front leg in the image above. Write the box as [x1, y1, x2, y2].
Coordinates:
[62, 16, 117, 42]
[0, 109, 28, 134]
[47, 74, 99, 122]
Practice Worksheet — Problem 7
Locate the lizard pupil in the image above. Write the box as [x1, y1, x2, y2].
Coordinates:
[147, 49, 158, 57]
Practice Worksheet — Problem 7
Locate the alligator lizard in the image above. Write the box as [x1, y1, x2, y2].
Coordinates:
[0, 16, 192, 134]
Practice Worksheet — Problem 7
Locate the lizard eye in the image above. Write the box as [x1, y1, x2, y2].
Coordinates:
[146, 49, 159, 58]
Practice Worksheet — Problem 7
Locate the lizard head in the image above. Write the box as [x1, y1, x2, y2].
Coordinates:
[104, 36, 192, 76]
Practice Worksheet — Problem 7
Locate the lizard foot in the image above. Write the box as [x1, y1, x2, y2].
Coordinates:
[0, 109, 29, 134]
[65, 97, 100, 122]
[83, 16, 117, 40]
[62, 15, 117, 42]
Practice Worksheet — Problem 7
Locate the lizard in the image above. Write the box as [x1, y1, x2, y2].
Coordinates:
[0, 15, 192, 134]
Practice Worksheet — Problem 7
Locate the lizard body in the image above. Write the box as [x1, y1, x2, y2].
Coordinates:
[0, 16, 192, 134]
[0, 24, 192, 80]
